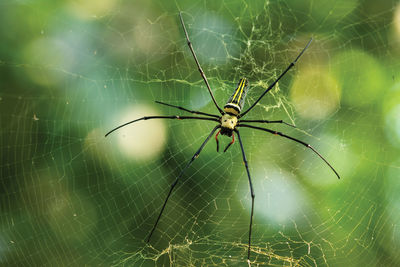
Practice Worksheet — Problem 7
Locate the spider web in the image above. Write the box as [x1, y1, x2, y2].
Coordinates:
[1, 0, 400, 266]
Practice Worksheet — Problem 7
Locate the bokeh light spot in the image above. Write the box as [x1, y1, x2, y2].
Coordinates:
[290, 67, 341, 120]
[394, 3, 400, 36]
[300, 134, 357, 186]
[84, 128, 110, 161]
[384, 104, 400, 148]
[383, 83, 400, 147]
[111, 105, 167, 161]
[66, 0, 117, 20]
[241, 168, 307, 224]
[23, 37, 74, 86]
[331, 49, 387, 106]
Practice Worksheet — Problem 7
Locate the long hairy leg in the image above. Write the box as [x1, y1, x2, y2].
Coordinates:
[179, 12, 224, 114]
[238, 124, 340, 179]
[155, 100, 219, 118]
[239, 38, 312, 118]
[234, 129, 255, 262]
[147, 125, 221, 242]
[105, 115, 219, 137]
[239, 119, 296, 128]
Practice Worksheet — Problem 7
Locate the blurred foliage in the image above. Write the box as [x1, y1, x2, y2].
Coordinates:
[1, 0, 400, 266]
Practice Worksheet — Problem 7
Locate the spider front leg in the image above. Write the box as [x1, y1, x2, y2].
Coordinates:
[234, 129, 255, 262]
[179, 12, 224, 114]
[239, 38, 313, 118]
[215, 130, 220, 152]
[105, 115, 219, 137]
[223, 133, 235, 153]
[155, 100, 219, 118]
[214, 131, 235, 152]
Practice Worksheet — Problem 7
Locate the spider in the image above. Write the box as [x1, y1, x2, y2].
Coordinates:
[105, 12, 340, 262]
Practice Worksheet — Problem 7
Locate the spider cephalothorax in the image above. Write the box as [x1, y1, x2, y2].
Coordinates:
[105, 12, 340, 263]
[220, 113, 237, 135]
[217, 113, 238, 152]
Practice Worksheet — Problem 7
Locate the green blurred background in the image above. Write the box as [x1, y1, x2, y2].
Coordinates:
[1, 0, 400, 266]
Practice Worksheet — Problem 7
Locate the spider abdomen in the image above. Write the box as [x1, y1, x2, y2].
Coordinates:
[223, 78, 249, 116]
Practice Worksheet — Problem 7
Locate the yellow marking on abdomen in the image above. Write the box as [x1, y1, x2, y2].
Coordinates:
[231, 79, 245, 103]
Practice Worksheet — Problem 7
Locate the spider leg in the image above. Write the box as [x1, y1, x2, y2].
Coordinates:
[155, 101, 220, 118]
[105, 115, 219, 137]
[238, 124, 340, 179]
[147, 125, 221, 242]
[239, 119, 296, 128]
[215, 130, 221, 152]
[223, 133, 235, 152]
[234, 129, 255, 262]
[179, 12, 224, 115]
[239, 38, 312, 118]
